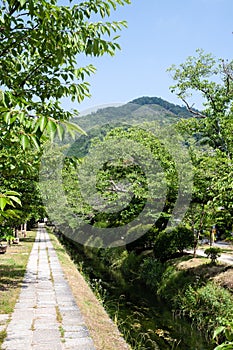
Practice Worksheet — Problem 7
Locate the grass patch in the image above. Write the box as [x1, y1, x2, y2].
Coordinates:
[47, 228, 130, 350]
[0, 230, 36, 348]
[0, 330, 7, 345]
[139, 253, 233, 341]
[0, 230, 36, 314]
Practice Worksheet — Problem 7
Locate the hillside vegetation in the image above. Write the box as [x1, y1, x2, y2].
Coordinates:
[68, 96, 192, 158]
[73, 96, 192, 131]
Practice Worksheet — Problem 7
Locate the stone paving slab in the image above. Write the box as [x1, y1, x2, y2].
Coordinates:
[64, 337, 95, 350]
[0, 315, 9, 323]
[2, 224, 95, 350]
[0, 314, 10, 333]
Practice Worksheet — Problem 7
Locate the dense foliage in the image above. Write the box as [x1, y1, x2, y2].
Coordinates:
[53, 50, 233, 252]
[168, 50, 233, 248]
[0, 0, 130, 235]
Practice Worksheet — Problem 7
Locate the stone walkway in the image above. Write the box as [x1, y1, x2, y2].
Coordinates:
[2, 225, 95, 350]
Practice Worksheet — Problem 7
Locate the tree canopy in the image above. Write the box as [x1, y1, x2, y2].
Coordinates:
[169, 49, 233, 242]
[0, 0, 130, 231]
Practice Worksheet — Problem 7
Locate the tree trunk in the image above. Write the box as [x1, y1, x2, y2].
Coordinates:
[14, 227, 18, 238]
[23, 222, 27, 237]
[193, 241, 197, 258]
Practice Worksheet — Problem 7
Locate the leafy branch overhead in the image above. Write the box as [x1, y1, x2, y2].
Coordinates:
[0, 0, 130, 148]
[168, 49, 233, 157]
[0, 0, 130, 226]
[0, 191, 21, 211]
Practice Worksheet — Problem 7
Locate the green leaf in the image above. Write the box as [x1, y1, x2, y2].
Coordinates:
[4, 112, 11, 124]
[0, 197, 8, 211]
[8, 196, 21, 206]
[2, 209, 20, 219]
[19, 112, 25, 123]
[37, 116, 48, 132]
[21, 134, 30, 150]
[56, 123, 65, 141]
[62, 121, 86, 136]
[47, 119, 57, 141]
[4, 191, 20, 196]
[214, 343, 233, 350]
[213, 326, 225, 339]
[225, 329, 233, 341]
[31, 135, 40, 150]
[19, 0, 27, 6]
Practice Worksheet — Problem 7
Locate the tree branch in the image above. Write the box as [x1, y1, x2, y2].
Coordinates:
[18, 53, 53, 89]
[108, 179, 128, 193]
[9, 2, 21, 16]
[178, 95, 207, 119]
[0, 24, 39, 57]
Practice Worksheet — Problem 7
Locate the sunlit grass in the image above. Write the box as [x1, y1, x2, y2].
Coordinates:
[0, 230, 36, 313]
[0, 230, 36, 347]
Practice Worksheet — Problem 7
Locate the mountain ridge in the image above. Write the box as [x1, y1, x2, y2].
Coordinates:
[129, 96, 192, 119]
[67, 96, 193, 158]
[73, 96, 193, 131]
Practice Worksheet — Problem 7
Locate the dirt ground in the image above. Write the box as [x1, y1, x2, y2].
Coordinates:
[213, 268, 233, 290]
[177, 255, 233, 291]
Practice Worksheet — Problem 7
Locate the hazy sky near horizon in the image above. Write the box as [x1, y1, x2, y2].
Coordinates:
[65, 0, 233, 113]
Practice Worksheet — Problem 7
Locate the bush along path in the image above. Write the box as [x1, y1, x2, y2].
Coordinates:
[2, 224, 95, 350]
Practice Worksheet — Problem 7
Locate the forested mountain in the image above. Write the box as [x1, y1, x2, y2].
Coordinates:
[68, 96, 193, 157]
[129, 96, 193, 118]
[72, 96, 193, 131]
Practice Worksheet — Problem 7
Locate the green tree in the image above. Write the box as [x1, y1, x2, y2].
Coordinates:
[169, 49, 233, 243]
[168, 49, 233, 156]
[0, 0, 130, 226]
[0, 0, 130, 144]
[51, 124, 182, 248]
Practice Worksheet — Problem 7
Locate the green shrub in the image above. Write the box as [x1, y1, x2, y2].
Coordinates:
[98, 246, 127, 267]
[204, 247, 222, 264]
[173, 226, 193, 253]
[0, 226, 14, 244]
[139, 257, 165, 291]
[225, 236, 233, 243]
[120, 251, 141, 278]
[125, 224, 156, 251]
[153, 230, 176, 261]
[153, 227, 193, 261]
[175, 282, 233, 334]
[157, 265, 197, 302]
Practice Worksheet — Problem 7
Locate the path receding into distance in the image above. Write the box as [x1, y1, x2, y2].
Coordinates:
[2, 224, 95, 350]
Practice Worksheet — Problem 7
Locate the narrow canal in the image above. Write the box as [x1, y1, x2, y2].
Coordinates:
[63, 238, 212, 350]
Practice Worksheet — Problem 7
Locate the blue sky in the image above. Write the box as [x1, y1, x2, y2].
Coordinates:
[65, 0, 233, 113]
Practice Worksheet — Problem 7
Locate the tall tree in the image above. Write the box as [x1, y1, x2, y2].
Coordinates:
[168, 49, 233, 157]
[0, 0, 130, 145]
[169, 49, 233, 240]
[0, 0, 130, 226]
